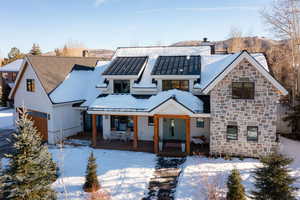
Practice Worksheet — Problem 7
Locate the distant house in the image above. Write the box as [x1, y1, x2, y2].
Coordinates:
[10, 45, 288, 158]
[0, 59, 23, 105]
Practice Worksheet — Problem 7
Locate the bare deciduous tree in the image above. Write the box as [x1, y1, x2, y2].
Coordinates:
[228, 26, 244, 53]
[261, 0, 300, 102]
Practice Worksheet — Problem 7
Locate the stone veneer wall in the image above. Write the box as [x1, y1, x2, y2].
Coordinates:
[210, 58, 280, 158]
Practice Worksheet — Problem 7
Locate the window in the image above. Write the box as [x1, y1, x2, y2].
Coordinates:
[12, 72, 17, 81]
[162, 80, 189, 91]
[232, 82, 254, 99]
[148, 117, 154, 126]
[113, 80, 130, 93]
[111, 116, 133, 131]
[26, 79, 35, 92]
[247, 126, 258, 141]
[227, 125, 238, 140]
[196, 118, 205, 128]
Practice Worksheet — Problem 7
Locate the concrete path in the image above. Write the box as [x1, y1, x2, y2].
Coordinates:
[143, 157, 186, 200]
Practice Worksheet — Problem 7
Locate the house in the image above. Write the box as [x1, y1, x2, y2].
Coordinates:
[9, 55, 105, 143]
[10, 44, 288, 157]
[0, 59, 23, 106]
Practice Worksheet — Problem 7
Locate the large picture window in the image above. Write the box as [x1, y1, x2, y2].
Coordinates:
[26, 79, 35, 92]
[162, 80, 189, 91]
[111, 116, 133, 131]
[247, 126, 258, 141]
[232, 82, 254, 99]
[227, 125, 238, 140]
[113, 80, 130, 94]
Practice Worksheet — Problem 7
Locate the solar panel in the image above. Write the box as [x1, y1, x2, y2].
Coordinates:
[102, 56, 148, 76]
[151, 55, 201, 75]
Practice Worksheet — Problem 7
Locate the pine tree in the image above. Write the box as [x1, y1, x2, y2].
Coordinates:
[3, 109, 57, 200]
[226, 168, 246, 200]
[29, 43, 42, 55]
[251, 153, 297, 200]
[83, 152, 100, 192]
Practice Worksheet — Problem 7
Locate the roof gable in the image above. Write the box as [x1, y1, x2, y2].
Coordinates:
[10, 56, 100, 100]
[202, 51, 288, 95]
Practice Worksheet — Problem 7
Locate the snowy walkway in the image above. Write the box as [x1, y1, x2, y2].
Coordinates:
[144, 157, 186, 200]
[0, 108, 15, 131]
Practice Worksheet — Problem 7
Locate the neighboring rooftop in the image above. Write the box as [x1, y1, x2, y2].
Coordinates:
[0, 59, 23, 72]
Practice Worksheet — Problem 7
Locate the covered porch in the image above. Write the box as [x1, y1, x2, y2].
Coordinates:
[87, 89, 211, 156]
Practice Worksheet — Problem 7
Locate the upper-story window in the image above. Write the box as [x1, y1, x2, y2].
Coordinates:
[113, 80, 130, 94]
[232, 82, 254, 99]
[26, 79, 35, 92]
[162, 80, 189, 91]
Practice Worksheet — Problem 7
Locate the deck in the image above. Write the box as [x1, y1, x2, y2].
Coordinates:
[68, 132, 209, 156]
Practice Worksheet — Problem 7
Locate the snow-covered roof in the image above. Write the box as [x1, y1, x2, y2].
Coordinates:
[0, 59, 23, 72]
[194, 52, 270, 90]
[89, 89, 204, 113]
[49, 61, 110, 105]
[114, 46, 212, 58]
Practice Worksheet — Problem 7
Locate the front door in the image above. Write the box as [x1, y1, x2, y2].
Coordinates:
[162, 118, 185, 141]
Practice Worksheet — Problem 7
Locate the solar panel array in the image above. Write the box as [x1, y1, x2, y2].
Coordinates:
[102, 56, 148, 75]
[151, 56, 201, 75]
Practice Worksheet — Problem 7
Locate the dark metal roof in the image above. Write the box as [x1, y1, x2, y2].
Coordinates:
[102, 56, 148, 76]
[151, 55, 201, 75]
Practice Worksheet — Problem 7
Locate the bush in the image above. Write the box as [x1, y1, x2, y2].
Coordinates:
[83, 152, 100, 192]
[226, 169, 246, 200]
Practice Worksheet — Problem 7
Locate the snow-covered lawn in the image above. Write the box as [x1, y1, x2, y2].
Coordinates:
[0, 108, 14, 130]
[176, 136, 300, 200]
[50, 146, 156, 200]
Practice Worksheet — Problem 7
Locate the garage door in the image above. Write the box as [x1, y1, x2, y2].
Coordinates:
[27, 111, 48, 142]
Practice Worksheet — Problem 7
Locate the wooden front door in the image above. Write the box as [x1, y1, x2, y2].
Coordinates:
[27, 111, 48, 141]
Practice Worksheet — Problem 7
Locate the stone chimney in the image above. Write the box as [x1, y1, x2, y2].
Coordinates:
[82, 50, 89, 57]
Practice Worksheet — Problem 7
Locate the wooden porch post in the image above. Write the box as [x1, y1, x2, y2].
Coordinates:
[92, 114, 97, 147]
[133, 116, 138, 149]
[154, 115, 159, 154]
[185, 117, 191, 155]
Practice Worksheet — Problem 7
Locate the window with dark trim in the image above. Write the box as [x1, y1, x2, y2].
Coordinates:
[247, 126, 258, 141]
[113, 80, 130, 94]
[232, 82, 254, 99]
[162, 80, 189, 91]
[12, 72, 17, 81]
[196, 118, 205, 128]
[227, 125, 238, 140]
[26, 79, 35, 92]
[148, 117, 154, 126]
[111, 116, 133, 131]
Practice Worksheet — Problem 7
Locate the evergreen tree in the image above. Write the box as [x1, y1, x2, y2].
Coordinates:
[0, 160, 4, 199]
[3, 109, 57, 200]
[1, 47, 24, 66]
[29, 43, 42, 55]
[251, 153, 297, 200]
[83, 152, 100, 192]
[226, 168, 246, 200]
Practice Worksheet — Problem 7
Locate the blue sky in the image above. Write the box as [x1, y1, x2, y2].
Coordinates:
[0, 0, 273, 57]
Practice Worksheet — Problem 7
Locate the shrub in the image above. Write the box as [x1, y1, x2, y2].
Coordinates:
[83, 152, 100, 192]
[226, 169, 246, 200]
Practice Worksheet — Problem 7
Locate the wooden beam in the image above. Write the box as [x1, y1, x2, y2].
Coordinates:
[185, 117, 191, 155]
[154, 114, 190, 119]
[92, 114, 97, 147]
[154, 115, 159, 154]
[133, 116, 138, 149]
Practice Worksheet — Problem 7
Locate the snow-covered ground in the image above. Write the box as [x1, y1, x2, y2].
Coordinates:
[0, 108, 14, 130]
[50, 146, 156, 200]
[176, 136, 300, 200]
